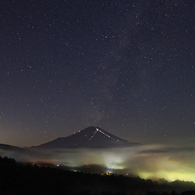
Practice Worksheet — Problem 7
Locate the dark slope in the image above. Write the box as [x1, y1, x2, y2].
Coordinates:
[1, 156, 195, 195]
[36, 126, 140, 149]
[0, 144, 24, 151]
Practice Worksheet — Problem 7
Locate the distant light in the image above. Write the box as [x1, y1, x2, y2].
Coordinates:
[106, 168, 113, 174]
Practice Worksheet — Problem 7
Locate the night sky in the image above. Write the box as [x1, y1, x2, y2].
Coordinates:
[1, 0, 194, 147]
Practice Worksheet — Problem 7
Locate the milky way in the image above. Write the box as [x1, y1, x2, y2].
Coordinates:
[0, 0, 194, 147]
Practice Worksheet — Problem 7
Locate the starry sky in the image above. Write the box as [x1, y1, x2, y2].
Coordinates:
[0, 0, 194, 147]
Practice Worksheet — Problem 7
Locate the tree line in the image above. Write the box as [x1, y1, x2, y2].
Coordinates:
[0, 156, 194, 195]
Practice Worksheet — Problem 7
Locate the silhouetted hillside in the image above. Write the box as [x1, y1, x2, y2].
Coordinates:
[0, 156, 195, 195]
[0, 144, 23, 151]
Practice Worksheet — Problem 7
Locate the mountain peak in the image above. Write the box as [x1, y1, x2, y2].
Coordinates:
[36, 127, 140, 149]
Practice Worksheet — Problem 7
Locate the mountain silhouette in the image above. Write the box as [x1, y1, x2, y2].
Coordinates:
[0, 144, 23, 151]
[36, 126, 140, 149]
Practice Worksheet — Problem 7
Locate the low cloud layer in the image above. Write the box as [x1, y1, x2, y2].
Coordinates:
[1, 144, 195, 182]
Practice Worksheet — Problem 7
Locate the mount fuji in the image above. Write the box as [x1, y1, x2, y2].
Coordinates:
[36, 126, 140, 149]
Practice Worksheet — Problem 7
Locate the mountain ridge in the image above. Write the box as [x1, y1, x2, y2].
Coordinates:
[36, 126, 140, 149]
[0, 144, 24, 151]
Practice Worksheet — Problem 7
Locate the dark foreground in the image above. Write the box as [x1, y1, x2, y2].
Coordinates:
[0, 156, 195, 195]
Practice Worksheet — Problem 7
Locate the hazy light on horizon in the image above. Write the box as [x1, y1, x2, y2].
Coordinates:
[1, 144, 195, 182]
